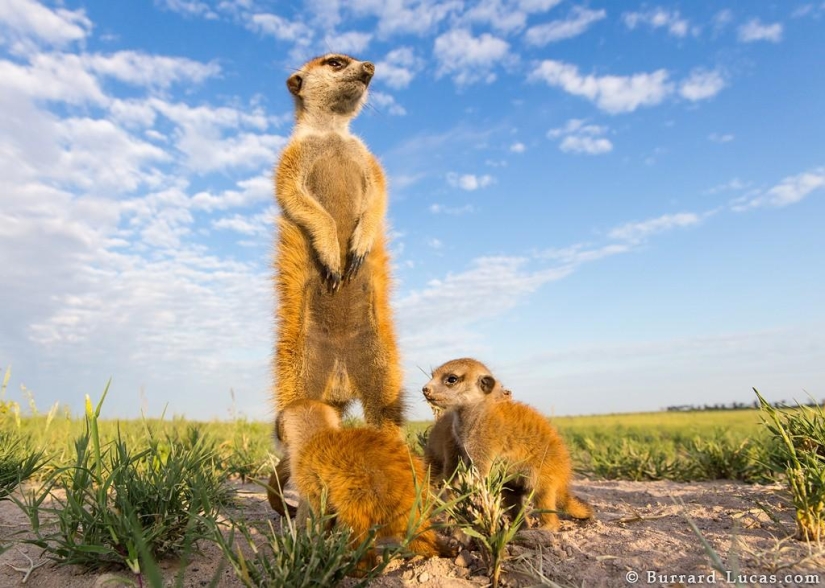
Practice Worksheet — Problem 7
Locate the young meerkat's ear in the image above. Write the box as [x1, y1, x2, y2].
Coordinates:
[287, 73, 303, 96]
[479, 375, 496, 394]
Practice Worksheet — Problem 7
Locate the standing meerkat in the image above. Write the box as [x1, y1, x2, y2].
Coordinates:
[276, 399, 445, 559]
[421, 358, 511, 481]
[268, 54, 404, 513]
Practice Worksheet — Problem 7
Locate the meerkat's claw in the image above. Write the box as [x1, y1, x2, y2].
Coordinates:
[323, 268, 342, 293]
[345, 251, 368, 281]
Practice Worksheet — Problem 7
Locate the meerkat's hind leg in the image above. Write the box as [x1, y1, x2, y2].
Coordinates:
[266, 459, 297, 517]
[533, 486, 560, 531]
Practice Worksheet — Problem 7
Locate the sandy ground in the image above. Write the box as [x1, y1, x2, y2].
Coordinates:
[1, 479, 824, 588]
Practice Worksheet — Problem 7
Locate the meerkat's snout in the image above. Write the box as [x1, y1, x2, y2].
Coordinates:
[422, 384, 434, 401]
[359, 61, 375, 84]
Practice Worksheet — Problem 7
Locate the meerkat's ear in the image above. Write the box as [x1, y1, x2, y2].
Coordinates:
[479, 375, 496, 394]
[287, 73, 303, 96]
[502, 388, 512, 399]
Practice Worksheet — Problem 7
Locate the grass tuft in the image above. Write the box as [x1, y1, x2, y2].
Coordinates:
[756, 388, 825, 542]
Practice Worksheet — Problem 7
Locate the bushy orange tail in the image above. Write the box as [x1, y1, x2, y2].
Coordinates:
[561, 490, 594, 520]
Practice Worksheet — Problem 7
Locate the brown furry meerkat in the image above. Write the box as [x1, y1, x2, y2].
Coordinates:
[421, 358, 511, 481]
[276, 399, 444, 558]
[452, 399, 593, 530]
[267, 54, 404, 513]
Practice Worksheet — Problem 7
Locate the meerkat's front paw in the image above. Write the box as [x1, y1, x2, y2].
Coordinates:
[344, 249, 369, 282]
[322, 266, 342, 293]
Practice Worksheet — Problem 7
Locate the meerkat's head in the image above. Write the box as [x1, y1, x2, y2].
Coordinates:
[275, 399, 341, 452]
[422, 358, 510, 411]
[287, 53, 374, 124]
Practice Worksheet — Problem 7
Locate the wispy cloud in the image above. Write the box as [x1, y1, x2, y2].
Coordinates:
[447, 172, 495, 191]
[732, 168, 825, 210]
[547, 118, 612, 155]
[679, 68, 726, 101]
[737, 19, 783, 43]
[623, 7, 690, 37]
[708, 132, 735, 144]
[429, 203, 475, 215]
[369, 91, 407, 116]
[524, 7, 606, 45]
[608, 212, 702, 243]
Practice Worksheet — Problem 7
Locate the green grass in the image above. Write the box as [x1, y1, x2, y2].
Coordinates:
[757, 390, 825, 542]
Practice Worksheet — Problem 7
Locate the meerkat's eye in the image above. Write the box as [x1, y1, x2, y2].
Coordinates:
[445, 375, 459, 385]
[326, 58, 345, 69]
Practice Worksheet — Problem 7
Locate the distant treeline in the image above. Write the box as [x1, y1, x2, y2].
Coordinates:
[665, 399, 824, 412]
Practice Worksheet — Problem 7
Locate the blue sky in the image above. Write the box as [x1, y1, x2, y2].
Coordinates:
[1, 0, 823, 422]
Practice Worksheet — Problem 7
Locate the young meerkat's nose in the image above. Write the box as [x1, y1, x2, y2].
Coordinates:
[360, 62, 375, 83]
[422, 385, 433, 399]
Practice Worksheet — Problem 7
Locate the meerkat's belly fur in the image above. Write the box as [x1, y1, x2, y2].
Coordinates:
[456, 400, 593, 530]
[275, 134, 402, 419]
[293, 427, 440, 557]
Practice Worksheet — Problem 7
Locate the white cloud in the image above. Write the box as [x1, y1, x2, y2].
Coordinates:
[433, 29, 511, 86]
[705, 178, 748, 194]
[462, 0, 563, 34]
[155, 0, 218, 19]
[679, 68, 726, 101]
[510, 142, 526, 153]
[623, 8, 690, 37]
[525, 7, 606, 45]
[369, 91, 407, 116]
[732, 168, 825, 210]
[608, 212, 702, 243]
[86, 51, 221, 88]
[248, 13, 312, 42]
[737, 19, 783, 43]
[150, 99, 286, 173]
[547, 119, 606, 138]
[375, 46, 424, 90]
[559, 135, 612, 155]
[712, 9, 733, 33]
[530, 60, 673, 114]
[429, 203, 476, 215]
[708, 133, 734, 144]
[426, 237, 443, 249]
[212, 208, 274, 237]
[547, 118, 612, 155]
[324, 30, 372, 54]
[191, 174, 273, 212]
[0, 53, 108, 105]
[348, 0, 462, 37]
[0, 0, 92, 50]
[447, 172, 495, 191]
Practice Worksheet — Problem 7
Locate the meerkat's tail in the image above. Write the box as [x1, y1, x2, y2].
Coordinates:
[560, 488, 594, 520]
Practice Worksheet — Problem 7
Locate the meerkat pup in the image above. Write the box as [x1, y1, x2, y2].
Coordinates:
[453, 399, 593, 530]
[421, 358, 511, 481]
[424, 358, 592, 530]
[268, 54, 404, 514]
[276, 399, 444, 559]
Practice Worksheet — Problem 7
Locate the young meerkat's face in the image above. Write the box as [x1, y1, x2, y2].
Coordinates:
[421, 359, 510, 410]
[287, 53, 375, 116]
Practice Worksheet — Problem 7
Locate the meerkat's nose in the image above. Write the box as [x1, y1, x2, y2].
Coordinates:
[422, 385, 432, 398]
[360, 62, 375, 83]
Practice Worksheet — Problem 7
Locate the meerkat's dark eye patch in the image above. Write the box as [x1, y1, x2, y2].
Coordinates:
[444, 374, 460, 385]
[479, 375, 496, 394]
